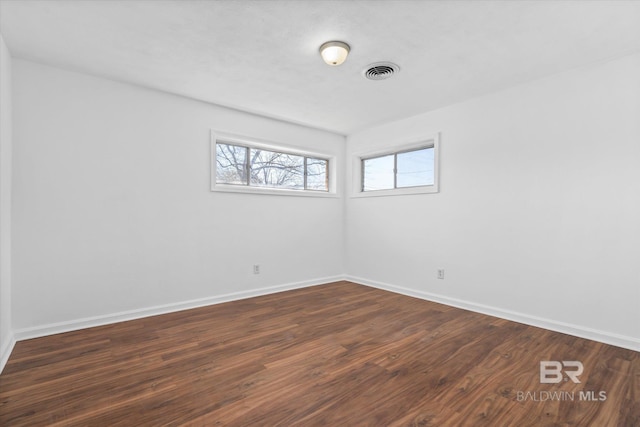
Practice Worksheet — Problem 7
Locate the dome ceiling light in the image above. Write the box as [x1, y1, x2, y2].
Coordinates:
[319, 41, 350, 66]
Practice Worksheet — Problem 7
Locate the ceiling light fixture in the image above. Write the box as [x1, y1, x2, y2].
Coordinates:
[319, 41, 350, 66]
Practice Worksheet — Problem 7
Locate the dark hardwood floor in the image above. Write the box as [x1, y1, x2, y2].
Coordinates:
[1, 281, 638, 426]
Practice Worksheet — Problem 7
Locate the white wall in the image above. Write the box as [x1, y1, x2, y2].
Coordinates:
[7, 50, 640, 356]
[346, 53, 640, 350]
[12, 59, 345, 336]
[0, 35, 14, 369]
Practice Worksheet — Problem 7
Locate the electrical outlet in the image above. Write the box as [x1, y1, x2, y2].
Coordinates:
[253, 264, 260, 274]
[437, 269, 445, 280]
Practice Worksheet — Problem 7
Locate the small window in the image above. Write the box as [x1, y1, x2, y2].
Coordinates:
[216, 143, 248, 185]
[250, 148, 304, 190]
[362, 146, 435, 192]
[362, 154, 395, 191]
[354, 134, 439, 197]
[396, 147, 435, 188]
[215, 142, 329, 192]
[305, 157, 329, 191]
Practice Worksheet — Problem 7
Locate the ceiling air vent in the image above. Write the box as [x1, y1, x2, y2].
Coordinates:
[363, 62, 400, 80]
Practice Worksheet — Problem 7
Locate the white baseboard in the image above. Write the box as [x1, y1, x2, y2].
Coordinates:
[8, 274, 638, 368]
[347, 275, 640, 353]
[0, 332, 16, 374]
[13, 275, 344, 342]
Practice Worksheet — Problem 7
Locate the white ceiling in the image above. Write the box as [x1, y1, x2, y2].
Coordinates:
[1, 0, 640, 135]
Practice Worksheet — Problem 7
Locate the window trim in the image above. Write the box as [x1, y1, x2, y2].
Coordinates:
[211, 130, 338, 197]
[352, 133, 440, 198]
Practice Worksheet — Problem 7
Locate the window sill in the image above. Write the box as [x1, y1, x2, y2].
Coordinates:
[212, 184, 340, 198]
[351, 185, 439, 198]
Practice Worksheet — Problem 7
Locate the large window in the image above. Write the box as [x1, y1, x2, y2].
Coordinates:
[354, 135, 439, 197]
[215, 142, 329, 192]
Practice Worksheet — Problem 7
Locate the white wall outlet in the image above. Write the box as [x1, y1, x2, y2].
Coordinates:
[437, 269, 445, 279]
[253, 264, 260, 274]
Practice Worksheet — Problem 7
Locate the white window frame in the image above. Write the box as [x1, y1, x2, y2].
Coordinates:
[211, 130, 338, 197]
[351, 133, 440, 198]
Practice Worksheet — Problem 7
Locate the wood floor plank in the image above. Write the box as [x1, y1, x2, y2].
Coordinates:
[1, 281, 638, 426]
